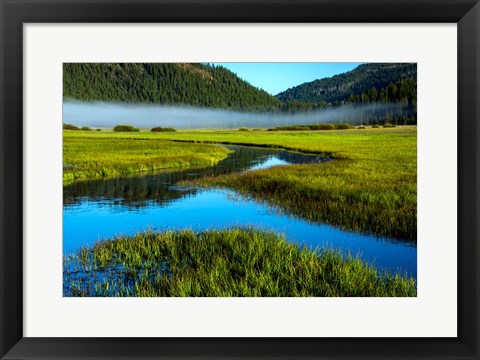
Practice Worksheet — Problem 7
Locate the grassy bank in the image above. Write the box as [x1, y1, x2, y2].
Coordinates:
[63, 132, 232, 185]
[64, 228, 416, 297]
[188, 160, 415, 240]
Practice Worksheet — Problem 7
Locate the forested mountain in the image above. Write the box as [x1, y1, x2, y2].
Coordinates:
[276, 63, 417, 104]
[64, 62, 416, 123]
[64, 63, 283, 111]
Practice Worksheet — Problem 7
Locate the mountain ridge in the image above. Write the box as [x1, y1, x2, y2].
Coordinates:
[63, 63, 283, 112]
[275, 63, 417, 104]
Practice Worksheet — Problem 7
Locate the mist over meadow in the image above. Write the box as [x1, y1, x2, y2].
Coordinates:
[63, 101, 407, 129]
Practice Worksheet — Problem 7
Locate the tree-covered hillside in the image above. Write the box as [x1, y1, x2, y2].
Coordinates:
[64, 63, 283, 111]
[64, 62, 417, 123]
[276, 63, 417, 104]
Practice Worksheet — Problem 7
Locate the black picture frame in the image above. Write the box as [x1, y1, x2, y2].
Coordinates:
[1, 1, 479, 359]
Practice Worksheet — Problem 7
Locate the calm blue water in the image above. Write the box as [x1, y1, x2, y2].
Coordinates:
[63, 145, 416, 278]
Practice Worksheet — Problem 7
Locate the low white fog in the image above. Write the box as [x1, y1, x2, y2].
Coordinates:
[63, 101, 407, 129]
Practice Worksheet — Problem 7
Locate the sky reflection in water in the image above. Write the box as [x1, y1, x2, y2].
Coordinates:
[63, 145, 416, 278]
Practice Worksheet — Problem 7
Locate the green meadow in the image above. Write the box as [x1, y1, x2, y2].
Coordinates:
[64, 126, 416, 240]
[63, 133, 231, 185]
[64, 227, 416, 297]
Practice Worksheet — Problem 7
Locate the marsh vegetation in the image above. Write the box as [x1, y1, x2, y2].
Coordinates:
[64, 228, 416, 297]
[69, 127, 415, 239]
[63, 126, 417, 296]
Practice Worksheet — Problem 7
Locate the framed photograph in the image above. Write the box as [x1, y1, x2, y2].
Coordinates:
[1, 0, 479, 359]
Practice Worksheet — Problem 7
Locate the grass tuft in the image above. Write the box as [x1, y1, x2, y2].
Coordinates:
[64, 228, 416, 297]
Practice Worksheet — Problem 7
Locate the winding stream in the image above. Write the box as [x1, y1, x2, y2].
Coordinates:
[63, 145, 416, 279]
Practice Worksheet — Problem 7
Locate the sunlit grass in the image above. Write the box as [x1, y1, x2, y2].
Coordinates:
[158, 127, 416, 240]
[64, 228, 416, 297]
[63, 133, 232, 185]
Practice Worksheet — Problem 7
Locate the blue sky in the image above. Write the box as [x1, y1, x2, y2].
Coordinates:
[212, 63, 363, 95]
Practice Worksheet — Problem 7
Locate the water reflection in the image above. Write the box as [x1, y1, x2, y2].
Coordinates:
[63, 145, 328, 208]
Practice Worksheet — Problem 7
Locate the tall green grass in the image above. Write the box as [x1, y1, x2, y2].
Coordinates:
[63, 135, 231, 185]
[64, 228, 416, 297]
[188, 159, 416, 240]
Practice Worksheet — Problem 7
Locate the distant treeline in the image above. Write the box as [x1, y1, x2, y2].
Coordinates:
[269, 123, 354, 131]
[280, 78, 416, 111]
[268, 123, 404, 131]
[64, 123, 180, 132]
[63, 123, 97, 131]
[363, 114, 416, 126]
